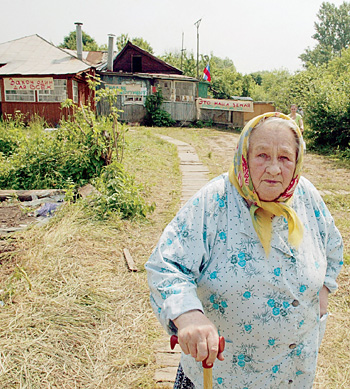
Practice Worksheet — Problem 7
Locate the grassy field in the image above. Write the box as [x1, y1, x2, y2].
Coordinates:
[0, 126, 349, 388]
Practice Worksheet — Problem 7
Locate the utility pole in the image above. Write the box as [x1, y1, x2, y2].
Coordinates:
[194, 18, 202, 79]
[181, 32, 185, 71]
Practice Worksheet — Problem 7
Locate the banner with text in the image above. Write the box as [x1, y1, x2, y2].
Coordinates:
[197, 97, 253, 112]
[4, 77, 54, 91]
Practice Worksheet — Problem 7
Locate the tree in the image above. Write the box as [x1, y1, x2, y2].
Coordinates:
[116, 34, 154, 53]
[59, 30, 100, 51]
[296, 46, 350, 149]
[207, 55, 241, 98]
[131, 37, 154, 54]
[161, 51, 198, 76]
[313, 2, 350, 53]
[241, 75, 254, 97]
[300, 1, 350, 67]
[250, 72, 264, 86]
[299, 44, 334, 68]
[286, 67, 321, 111]
[162, 51, 246, 98]
[210, 68, 243, 99]
[116, 34, 130, 52]
[249, 69, 292, 112]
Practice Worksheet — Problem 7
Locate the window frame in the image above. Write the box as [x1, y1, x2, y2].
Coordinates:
[5, 89, 35, 102]
[73, 80, 78, 103]
[37, 79, 67, 103]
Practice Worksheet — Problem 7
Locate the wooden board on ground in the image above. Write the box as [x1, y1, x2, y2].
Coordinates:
[123, 248, 138, 272]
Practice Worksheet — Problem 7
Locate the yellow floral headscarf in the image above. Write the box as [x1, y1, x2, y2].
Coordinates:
[228, 112, 304, 256]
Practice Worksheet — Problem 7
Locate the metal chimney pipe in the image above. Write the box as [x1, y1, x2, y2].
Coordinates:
[107, 34, 115, 71]
[75, 22, 83, 60]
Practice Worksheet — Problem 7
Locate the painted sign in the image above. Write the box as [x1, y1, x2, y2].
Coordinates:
[106, 84, 147, 96]
[197, 97, 253, 112]
[4, 77, 54, 91]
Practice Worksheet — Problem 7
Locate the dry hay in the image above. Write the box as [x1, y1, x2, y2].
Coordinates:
[0, 204, 159, 388]
[314, 266, 350, 388]
[0, 129, 182, 388]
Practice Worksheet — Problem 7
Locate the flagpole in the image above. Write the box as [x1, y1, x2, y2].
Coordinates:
[181, 32, 185, 71]
[194, 18, 202, 80]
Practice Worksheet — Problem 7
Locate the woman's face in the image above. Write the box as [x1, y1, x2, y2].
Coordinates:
[248, 124, 297, 202]
[290, 105, 297, 113]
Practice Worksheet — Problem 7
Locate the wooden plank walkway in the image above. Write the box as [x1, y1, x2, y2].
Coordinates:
[153, 135, 209, 387]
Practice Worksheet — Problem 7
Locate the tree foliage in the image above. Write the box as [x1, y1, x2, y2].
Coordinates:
[209, 55, 244, 99]
[300, 1, 350, 67]
[59, 30, 102, 51]
[299, 44, 335, 68]
[249, 69, 292, 112]
[301, 47, 350, 150]
[116, 34, 154, 54]
[161, 51, 246, 99]
[161, 51, 198, 76]
[313, 2, 350, 52]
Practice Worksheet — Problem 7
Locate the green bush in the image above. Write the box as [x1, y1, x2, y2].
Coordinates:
[0, 126, 24, 157]
[0, 126, 103, 190]
[0, 110, 128, 190]
[0, 112, 28, 156]
[305, 77, 350, 149]
[0, 78, 153, 221]
[144, 89, 175, 127]
[88, 161, 155, 219]
[0, 116, 155, 220]
[151, 109, 175, 127]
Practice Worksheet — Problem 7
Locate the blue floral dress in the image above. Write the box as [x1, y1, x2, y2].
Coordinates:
[145, 174, 343, 389]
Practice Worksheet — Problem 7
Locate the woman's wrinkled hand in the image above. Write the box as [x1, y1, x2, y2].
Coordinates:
[173, 310, 224, 366]
[319, 285, 330, 317]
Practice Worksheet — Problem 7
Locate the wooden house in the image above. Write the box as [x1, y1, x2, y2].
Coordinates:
[0, 35, 95, 126]
[97, 41, 199, 124]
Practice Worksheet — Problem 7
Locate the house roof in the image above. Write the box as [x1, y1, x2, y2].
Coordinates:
[0, 35, 92, 76]
[105, 71, 198, 82]
[98, 41, 183, 74]
[63, 49, 117, 67]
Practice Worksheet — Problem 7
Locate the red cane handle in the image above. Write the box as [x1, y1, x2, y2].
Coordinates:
[170, 334, 178, 350]
[170, 335, 225, 369]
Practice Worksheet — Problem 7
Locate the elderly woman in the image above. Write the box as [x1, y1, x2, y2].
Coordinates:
[145, 112, 343, 388]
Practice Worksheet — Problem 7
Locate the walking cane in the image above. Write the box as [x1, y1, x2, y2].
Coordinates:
[170, 334, 225, 389]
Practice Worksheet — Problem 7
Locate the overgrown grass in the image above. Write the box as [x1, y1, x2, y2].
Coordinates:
[152, 126, 240, 179]
[0, 128, 181, 388]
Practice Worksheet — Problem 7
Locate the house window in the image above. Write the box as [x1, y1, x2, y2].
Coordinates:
[155, 80, 173, 101]
[5, 90, 35, 102]
[37, 79, 67, 102]
[132, 56, 142, 72]
[175, 81, 195, 102]
[73, 81, 78, 103]
[123, 95, 145, 105]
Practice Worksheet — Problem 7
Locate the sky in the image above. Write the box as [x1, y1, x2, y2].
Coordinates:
[1, 0, 347, 74]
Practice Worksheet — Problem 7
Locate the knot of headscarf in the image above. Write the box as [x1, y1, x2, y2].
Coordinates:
[228, 112, 304, 256]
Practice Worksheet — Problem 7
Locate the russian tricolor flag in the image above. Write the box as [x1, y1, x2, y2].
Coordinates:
[203, 63, 211, 82]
